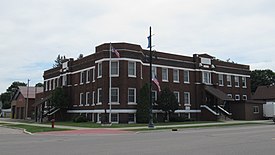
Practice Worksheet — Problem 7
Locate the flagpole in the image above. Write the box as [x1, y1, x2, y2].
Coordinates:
[148, 26, 154, 128]
[109, 43, 112, 124]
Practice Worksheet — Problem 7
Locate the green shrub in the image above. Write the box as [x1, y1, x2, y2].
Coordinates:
[73, 115, 88, 123]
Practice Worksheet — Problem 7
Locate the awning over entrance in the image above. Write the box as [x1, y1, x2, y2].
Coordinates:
[32, 94, 52, 107]
[205, 86, 234, 101]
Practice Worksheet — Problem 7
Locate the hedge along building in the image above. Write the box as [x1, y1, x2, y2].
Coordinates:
[39, 42, 252, 123]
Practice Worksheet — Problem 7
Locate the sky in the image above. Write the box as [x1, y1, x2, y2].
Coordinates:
[0, 0, 275, 93]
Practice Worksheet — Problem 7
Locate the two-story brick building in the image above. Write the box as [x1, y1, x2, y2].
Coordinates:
[37, 42, 257, 123]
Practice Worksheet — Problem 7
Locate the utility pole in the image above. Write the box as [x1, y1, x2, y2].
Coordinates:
[25, 79, 30, 119]
[148, 26, 154, 128]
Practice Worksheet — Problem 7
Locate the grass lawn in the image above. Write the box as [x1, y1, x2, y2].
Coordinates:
[3, 124, 72, 133]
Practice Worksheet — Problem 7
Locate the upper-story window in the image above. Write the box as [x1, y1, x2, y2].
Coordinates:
[242, 95, 247, 100]
[80, 71, 86, 84]
[111, 88, 119, 103]
[86, 92, 91, 105]
[152, 66, 157, 77]
[234, 76, 239, 87]
[128, 61, 136, 77]
[184, 70, 189, 83]
[235, 94, 240, 101]
[218, 74, 224, 86]
[173, 69, 179, 83]
[80, 93, 85, 105]
[202, 71, 211, 84]
[162, 68, 168, 82]
[62, 75, 67, 86]
[242, 77, 247, 88]
[128, 88, 136, 104]
[227, 75, 232, 87]
[87, 70, 91, 83]
[92, 68, 95, 82]
[111, 61, 119, 76]
[97, 88, 102, 104]
[98, 62, 102, 78]
[174, 91, 180, 104]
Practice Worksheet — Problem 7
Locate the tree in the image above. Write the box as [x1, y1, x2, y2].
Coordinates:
[156, 87, 179, 122]
[7, 81, 26, 92]
[53, 54, 66, 68]
[251, 69, 275, 93]
[136, 84, 150, 123]
[51, 87, 68, 120]
[35, 83, 44, 87]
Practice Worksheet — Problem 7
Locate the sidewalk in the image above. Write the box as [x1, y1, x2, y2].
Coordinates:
[0, 118, 272, 131]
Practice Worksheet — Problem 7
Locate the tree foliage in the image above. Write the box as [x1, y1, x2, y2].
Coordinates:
[156, 87, 179, 121]
[7, 81, 26, 92]
[35, 83, 44, 87]
[136, 84, 150, 123]
[53, 54, 66, 68]
[251, 69, 275, 93]
[51, 87, 68, 109]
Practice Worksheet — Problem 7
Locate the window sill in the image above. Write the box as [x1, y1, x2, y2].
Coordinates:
[128, 75, 137, 78]
[108, 102, 120, 105]
[128, 102, 137, 105]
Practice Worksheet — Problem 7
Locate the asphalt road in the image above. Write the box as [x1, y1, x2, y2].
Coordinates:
[0, 124, 275, 155]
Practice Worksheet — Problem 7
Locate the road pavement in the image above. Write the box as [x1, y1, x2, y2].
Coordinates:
[1, 124, 275, 155]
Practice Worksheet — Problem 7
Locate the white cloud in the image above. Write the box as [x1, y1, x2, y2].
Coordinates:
[1, 0, 275, 92]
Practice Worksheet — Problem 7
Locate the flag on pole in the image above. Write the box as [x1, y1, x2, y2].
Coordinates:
[111, 46, 120, 58]
[147, 36, 151, 48]
[152, 75, 161, 92]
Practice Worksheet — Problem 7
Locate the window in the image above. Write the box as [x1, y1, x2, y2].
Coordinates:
[80, 93, 85, 105]
[152, 66, 157, 77]
[227, 94, 232, 98]
[235, 94, 240, 101]
[162, 68, 168, 82]
[128, 88, 136, 104]
[97, 88, 102, 104]
[111, 113, 118, 123]
[92, 68, 95, 82]
[201, 57, 211, 65]
[253, 106, 259, 114]
[128, 61, 136, 77]
[174, 91, 180, 103]
[184, 92, 190, 105]
[44, 81, 47, 91]
[98, 62, 102, 78]
[86, 92, 91, 105]
[53, 79, 56, 90]
[111, 61, 119, 76]
[80, 71, 86, 84]
[234, 76, 239, 87]
[152, 90, 157, 104]
[202, 71, 211, 84]
[184, 70, 189, 83]
[87, 70, 91, 83]
[111, 88, 119, 103]
[49, 80, 52, 90]
[128, 114, 135, 123]
[92, 91, 95, 105]
[218, 74, 224, 86]
[242, 77, 247, 88]
[141, 65, 143, 79]
[62, 75, 67, 86]
[227, 75, 232, 87]
[242, 95, 247, 100]
[173, 69, 179, 82]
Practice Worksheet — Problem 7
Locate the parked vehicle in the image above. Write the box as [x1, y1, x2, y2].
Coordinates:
[263, 102, 275, 123]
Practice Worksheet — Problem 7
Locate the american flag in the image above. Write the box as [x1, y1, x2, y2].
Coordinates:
[152, 75, 161, 92]
[111, 46, 120, 58]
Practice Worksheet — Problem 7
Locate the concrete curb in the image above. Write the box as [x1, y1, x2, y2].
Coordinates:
[0, 125, 33, 135]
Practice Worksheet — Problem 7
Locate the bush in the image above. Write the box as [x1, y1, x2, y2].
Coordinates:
[73, 115, 88, 123]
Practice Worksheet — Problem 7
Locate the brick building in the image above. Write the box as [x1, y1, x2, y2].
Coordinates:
[39, 42, 254, 123]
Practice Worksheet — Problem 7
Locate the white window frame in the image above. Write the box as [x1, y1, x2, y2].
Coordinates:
[97, 88, 102, 105]
[86, 70, 91, 83]
[152, 90, 157, 105]
[98, 62, 102, 78]
[85, 92, 90, 106]
[128, 88, 136, 105]
[227, 75, 232, 87]
[218, 74, 224, 86]
[184, 70, 189, 84]
[235, 94, 240, 101]
[80, 71, 85, 84]
[202, 71, 211, 84]
[80, 93, 85, 106]
[49, 80, 52, 90]
[242, 95, 247, 100]
[162, 68, 168, 82]
[253, 106, 259, 114]
[62, 75, 67, 86]
[174, 91, 180, 104]
[110, 87, 119, 104]
[227, 94, 232, 98]
[128, 61, 136, 77]
[234, 76, 239, 87]
[173, 69, 179, 83]
[92, 91, 95, 106]
[184, 92, 191, 106]
[97, 113, 102, 123]
[152, 66, 157, 77]
[242, 77, 247, 88]
[92, 68, 95, 82]
[111, 61, 119, 77]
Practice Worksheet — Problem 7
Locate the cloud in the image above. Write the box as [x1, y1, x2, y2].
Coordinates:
[0, 0, 275, 92]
